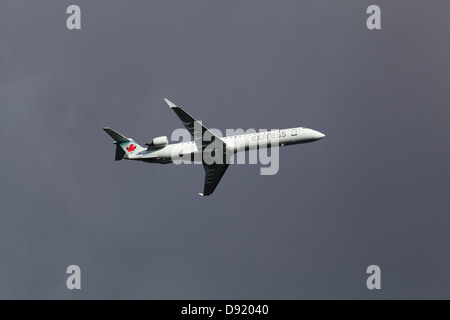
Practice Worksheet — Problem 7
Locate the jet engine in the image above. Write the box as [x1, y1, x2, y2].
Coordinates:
[146, 136, 169, 148]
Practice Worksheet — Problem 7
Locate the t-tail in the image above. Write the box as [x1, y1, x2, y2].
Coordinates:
[103, 127, 145, 160]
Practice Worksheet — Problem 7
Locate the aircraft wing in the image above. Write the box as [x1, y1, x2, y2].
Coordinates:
[164, 98, 226, 151]
[165, 98, 230, 196]
[200, 162, 229, 196]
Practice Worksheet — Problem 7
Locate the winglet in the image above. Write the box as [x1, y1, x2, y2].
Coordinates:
[198, 193, 204, 196]
[164, 98, 177, 109]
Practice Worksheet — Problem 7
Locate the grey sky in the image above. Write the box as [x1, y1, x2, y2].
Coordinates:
[1, 0, 450, 299]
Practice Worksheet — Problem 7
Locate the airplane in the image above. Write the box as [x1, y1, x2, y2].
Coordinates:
[103, 99, 325, 196]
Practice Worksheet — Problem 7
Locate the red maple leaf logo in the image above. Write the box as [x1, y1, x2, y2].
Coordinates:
[126, 144, 136, 152]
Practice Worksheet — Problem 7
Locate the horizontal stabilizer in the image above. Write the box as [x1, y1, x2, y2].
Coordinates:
[103, 127, 145, 160]
[103, 127, 130, 143]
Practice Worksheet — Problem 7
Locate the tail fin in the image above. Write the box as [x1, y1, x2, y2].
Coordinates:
[103, 127, 145, 161]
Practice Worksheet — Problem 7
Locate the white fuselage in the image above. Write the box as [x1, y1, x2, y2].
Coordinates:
[126, 127, 325, 164]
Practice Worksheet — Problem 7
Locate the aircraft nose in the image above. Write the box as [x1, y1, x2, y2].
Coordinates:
[311, 130, 325, 140]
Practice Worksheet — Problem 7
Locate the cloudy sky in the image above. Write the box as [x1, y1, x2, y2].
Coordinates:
[1, 0, 449, 299]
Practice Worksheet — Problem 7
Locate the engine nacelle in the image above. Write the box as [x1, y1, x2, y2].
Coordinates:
[146, 136, 168, 147]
